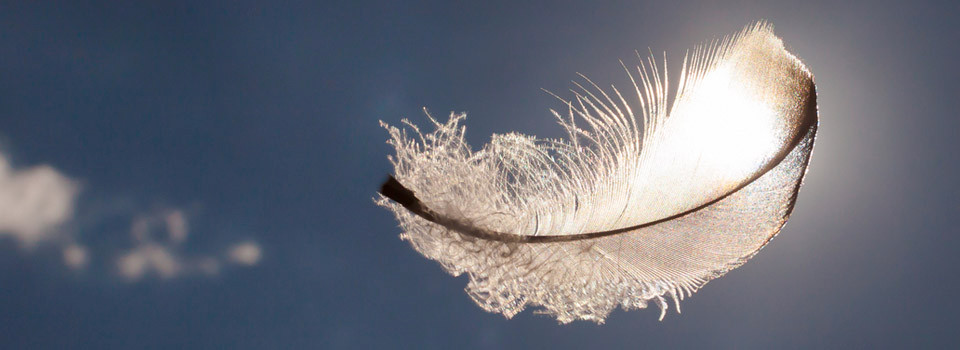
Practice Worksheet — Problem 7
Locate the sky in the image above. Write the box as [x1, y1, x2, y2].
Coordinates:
[0, 0, 957, 348]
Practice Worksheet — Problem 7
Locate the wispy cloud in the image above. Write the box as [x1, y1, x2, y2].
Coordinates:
[116, 209, 259, 281]
[0, 150, 262, 281]
[63, 244, 89, 269]
[228, 241, 262, 266]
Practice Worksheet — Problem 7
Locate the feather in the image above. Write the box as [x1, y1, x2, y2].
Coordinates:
[377, 22, 817, 323]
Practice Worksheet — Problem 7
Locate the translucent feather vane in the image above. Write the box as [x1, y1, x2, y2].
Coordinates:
[377, 22, 817, 323]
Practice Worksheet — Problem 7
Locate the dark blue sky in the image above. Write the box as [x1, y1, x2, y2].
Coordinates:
[0, 0, 957, 348]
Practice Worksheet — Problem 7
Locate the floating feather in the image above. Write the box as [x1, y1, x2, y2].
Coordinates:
[377, 22, 817, 323]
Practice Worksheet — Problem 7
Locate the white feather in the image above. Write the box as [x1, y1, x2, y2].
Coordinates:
[378, 22, 817, 323]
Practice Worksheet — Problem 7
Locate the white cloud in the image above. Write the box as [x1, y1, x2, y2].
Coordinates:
[228, 241, 262, 266]
[116, 209, 260, 281]
[118, 243, 178, 279]
[63, 244, 88, 269]
[0, 155, 78, 245]
[0, 149, 261, 282]
[165, 210, 188, 244]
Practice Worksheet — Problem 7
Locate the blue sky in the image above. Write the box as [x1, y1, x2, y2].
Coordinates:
[0, 0, 957, 348]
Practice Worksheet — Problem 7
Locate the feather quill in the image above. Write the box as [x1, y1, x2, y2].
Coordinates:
[377, 22, 817, 323]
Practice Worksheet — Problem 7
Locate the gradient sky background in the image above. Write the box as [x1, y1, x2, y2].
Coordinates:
[0, 0, 957, 349]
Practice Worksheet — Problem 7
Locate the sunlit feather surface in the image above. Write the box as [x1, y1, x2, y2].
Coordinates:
[377, 22, 817, 323]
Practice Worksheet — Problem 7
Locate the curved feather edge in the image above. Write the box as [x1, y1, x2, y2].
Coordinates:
[377, 22, 818, 323]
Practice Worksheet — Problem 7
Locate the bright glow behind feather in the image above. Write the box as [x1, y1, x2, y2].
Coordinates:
[377, 22, 817, 323]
